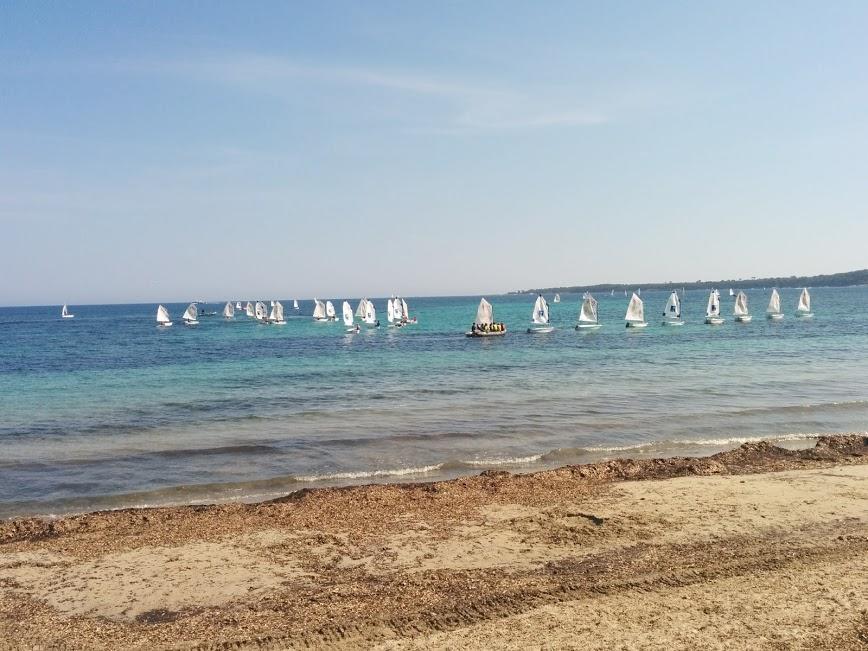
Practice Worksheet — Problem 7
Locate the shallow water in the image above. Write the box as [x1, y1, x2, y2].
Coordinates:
[1, 287, 866, 518]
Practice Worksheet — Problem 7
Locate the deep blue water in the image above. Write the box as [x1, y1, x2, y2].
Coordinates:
[1, 287, 867, 518]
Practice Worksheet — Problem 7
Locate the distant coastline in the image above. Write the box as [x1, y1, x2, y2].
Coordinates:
[512, 268, 868, 295]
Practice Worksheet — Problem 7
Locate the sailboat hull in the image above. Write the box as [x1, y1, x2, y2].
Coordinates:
[625, 321, 648, 328]
[735, 315, 752, 323]
[705, 317, 724, 325]
[767, 313, 784, 321]
[62, 315, 74, 319]
[156, 322, 172, 327]
[527, 326, 554, 334]
[795, 312, 814, 318]
[661, 319, 684, 326]
[576, 323, 601, 329]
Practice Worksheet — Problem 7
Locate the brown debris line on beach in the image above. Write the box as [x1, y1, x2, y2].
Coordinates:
[1, 435, 866, 650]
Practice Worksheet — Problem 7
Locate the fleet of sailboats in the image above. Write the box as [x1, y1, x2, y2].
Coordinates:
[576, 293, 601, 329]
[661, 291, 683, 326]
[734, 291, 752, 322]
[61, 304, 74, 319]
[705, 290, 724, 325]
[625, 292, 647, 328]
[527, 294, 553, 333]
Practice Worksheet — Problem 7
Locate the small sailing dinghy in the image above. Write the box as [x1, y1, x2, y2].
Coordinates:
[245, 302, 255, 318]
[386, 298, 401, 327]
[766, 289, 784, 320]
[312, 299, 327, 321]
[235, 301, 242, 311]
[396, 297, 416, 325]
[553, 293, 561, 303]
[734, 291, 752, 322]
[223, 301, 235, 319]
[729, 288, 735, 297]
[661, 291, 684, 326]
[269, 301, 286, 325]
[293, 299, 300, 311]
[254, 301, 268, 324]
[466, 298, 506, 336]
[528, 294, 554, 333]
[705, 290, 724, 325]
[325, 300, 337, 321]
[625, 292, 647, 328]
[61, 304, 75, 319]
[355, 299, 367, 319]
[342, 301, 359, 332]
[363, 299, 377, 327]
[576, 293, 601, 329]
[156, 304, 172, 327]
[795, 288, 813, 318]
[182, 303, 199, 326]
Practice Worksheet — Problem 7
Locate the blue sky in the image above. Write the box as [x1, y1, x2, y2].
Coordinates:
[2, 2, 867, 305]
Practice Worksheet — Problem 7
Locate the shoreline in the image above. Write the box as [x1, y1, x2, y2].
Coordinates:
[1, 434, 866, 649]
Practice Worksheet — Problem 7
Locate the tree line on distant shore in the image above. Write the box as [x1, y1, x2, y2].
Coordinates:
[515, 268, 868, 295]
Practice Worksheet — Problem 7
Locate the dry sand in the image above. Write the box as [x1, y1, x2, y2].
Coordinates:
[0, 435, 866, 649]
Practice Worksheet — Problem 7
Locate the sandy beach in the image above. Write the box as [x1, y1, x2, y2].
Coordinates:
[1, 435, 866, 650]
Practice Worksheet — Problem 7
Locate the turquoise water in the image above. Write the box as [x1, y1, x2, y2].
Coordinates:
[1, 287, 867, 518]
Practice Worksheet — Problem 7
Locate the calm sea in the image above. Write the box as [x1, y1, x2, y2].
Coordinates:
[2, 287, 867, 518]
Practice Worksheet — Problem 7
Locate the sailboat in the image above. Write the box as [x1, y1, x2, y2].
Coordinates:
[245, 301, 254, 318]
[386, 298, 399, 327]
[363, 299, 377, 327]
[527, 294, 554, 334]
[269, 301, 286, 325]
[637, 288, 641, 296]
[625, 293, 647, 328]
[766, 289, 784, 320]
[396, 297, 416, 324]
[182, 303, 199, 326]
[293, 299, 300, 311]
[312, 298, 327, 321]
[61, 304, 74, 319]
[796, 288, 813, 318]
[235, 301, 242, 311]
[466, 298, 506, 337]
[576, 293, 601, 329]
[553, 293, 561, 303]
[729, 288, 735, 297]
[355, 299, 367, 319]
[156, 305, 172, 327]
[610, 289, 615, 297]
[705, 290, 724, 325]
[324, 301, 336, 321]
[222, 301, 235, 319]
[661, 291, 684, 326]
[734, 291, 752, 323]
[342, 301, 358, 333]
[254, 301, 268, 324]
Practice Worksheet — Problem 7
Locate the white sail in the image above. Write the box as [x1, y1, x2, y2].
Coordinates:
[235, 301, 242, 310]
[386, 299, 395, 323]
[663, 291, 681, 319]
[531, 295, 549, 324]
[342, 300, 354, 326]
[401, 298, 409, 320]
[255, 301, 267, 320]
[355, 299, 367, 318]
[734, 291, 749, 316]
[364, 300, 376, 324]
[270, 301, 285, 323]
[578, 295, 598, 324]
[313, 299, 326, 320]
[182, 303, 198, 322]
[245, 302, 254, 317]
[293, 299, 299, 310]
[325, 301, 336, 319]
[625, 293, 644, 323]
[706, 290, 720, 317]
[767, 289, 781, 314]
[223, 301, 234, 318]
[61, 304, 69, 317]
[553, 293, 561, 303]
[729, 288, 735, 297]
[475, 298, 493, 326]
[637, 288, 641, 296]
[156, 304, 171, 324]
[797, 288, 811, 313]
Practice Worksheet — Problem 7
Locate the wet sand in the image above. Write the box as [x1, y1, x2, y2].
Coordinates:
[1, 435, 866, 650]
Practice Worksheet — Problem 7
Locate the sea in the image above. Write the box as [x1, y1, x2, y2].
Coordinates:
[2, 287, 867, 519]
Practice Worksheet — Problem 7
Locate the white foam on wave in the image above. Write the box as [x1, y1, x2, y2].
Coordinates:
[463, 454, 543, 467]
[295, 464, 445, 483]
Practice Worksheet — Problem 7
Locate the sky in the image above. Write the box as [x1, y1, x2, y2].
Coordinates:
[1, 2, 867, 305]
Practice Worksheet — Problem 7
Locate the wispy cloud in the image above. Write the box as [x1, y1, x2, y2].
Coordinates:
[101, 53, 610, 133]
